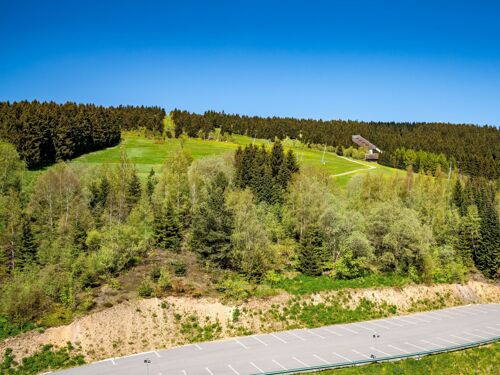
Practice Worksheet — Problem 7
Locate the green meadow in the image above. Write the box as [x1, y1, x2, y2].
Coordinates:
[68, 132, 400, 187]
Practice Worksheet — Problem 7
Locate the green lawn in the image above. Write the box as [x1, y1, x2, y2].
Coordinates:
[315, 342, 499, 375]
[31, 132, 400, 187]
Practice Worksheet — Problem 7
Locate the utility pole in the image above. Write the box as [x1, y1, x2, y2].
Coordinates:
[321, 144, 327, 165]
[144, 358, 151, 375]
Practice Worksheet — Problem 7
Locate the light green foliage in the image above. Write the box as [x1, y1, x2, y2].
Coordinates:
[317, 342, 499, 375]
[226, 189, 277, 279]
[0, 342, 85, 374]
[0, 141, 24, 195]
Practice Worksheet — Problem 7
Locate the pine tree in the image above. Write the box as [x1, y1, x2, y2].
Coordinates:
[457, 205, 482, 269]
[17, 214, 37, 268]
[190, 172, 233, 268]
[298, 225, 325, 276]
[270, 139, 284, 178]
[477, 198, 500, 278]
[453, 179, 466, 216]
[127, 169, 142, 207]
[146, 168, 156, 200]
[153, 202, 182, 252]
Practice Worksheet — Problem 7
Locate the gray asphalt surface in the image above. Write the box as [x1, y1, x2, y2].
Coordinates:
[55, 303, 500, 375]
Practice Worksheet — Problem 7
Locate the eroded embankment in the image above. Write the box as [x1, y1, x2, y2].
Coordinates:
[1, 281, 498, 363]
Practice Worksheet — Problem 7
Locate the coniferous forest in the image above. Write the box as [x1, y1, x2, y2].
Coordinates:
[171, 110, 499, 179]
[0, 101, 165, 168]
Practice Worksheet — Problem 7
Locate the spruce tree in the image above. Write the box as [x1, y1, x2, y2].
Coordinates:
[127, 169, 142, 206]
[154, 202, 182, 252]
[17, 215, 37, 268]
[146, 168, 156, 200]
[270, 139, 284, 178]
[457, 205, 482, 269]
[190, 172, 233, 268]
[453, 179, 466, 216]
[298, 225, 325, 276]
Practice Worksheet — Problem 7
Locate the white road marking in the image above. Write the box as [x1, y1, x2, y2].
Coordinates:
[110, 358, 116, 366]
[270, 333, 288, 344]
[287, 331, 307, 341]
[382, 319, 403, 327]
[228, 364, 240, 375]
[417, 313, 441, 321]
[370, 346, 392, 357]
[463, 331, 489, 340]
[352, 323, 375, 332]
[293, 357, 309, 367]
[486, 326, 500, 333]
[352, 349, 370, 359]
[366, 321, 391, 330]
[332, 352, 352, 362]
[313, 354, 330, 364]
[338, 326, 359, 334]
[194, 344, 203, 350]
[429, 311, 455, 319]
[410, 316, 431, 323]
[307, 330, 326, 339]
[234, 339, 249, 349]
[421, 339, 444, 348]
[252, 336, 268, 346]
[182, 370, 187, 375]
[468, 306, 489, 314]
[393, 317, 417, 325]
[154, 351, 161, 358]
[405, 342, 428, 351]
[435, 337, 460, 346]
[388, 344, 410, 354]
[450, 334, 474, 343]
[272, 359, 287, 370]
[205, 367, 214, 375]
[250, 362, 264, 373]
[323, 327, 342, 336]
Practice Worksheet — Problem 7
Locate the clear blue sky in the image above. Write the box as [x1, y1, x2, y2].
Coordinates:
[1, 0, 500, 125]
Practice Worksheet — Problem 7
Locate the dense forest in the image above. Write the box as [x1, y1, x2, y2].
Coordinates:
[1, 133, 499, 340]
[0, 101, 165, 168]
[171, 110, 500, 179]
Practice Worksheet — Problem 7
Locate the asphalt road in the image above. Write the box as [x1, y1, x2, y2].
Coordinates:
[56, 303, 500, 375]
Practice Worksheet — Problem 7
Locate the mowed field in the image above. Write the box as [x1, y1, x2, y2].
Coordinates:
[70, 132, 402, 187]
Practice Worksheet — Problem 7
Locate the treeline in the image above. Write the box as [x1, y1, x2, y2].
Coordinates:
[453, 178, 500, 278]
[0, 101, 165, 168]
[171, 110, 499, 179]
[383, 147, 449, 175]
[234, 142, 299, 204]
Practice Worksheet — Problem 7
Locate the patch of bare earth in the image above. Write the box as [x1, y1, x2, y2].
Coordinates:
[1, 281, 498, 363]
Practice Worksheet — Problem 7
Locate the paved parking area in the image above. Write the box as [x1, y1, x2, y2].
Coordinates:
[56, 303, 500, 375]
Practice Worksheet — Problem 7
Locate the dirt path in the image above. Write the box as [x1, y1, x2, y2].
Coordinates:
[331, 155, 377, 177]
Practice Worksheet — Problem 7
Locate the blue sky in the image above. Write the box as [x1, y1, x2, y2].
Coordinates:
[1, 0, 500, 125]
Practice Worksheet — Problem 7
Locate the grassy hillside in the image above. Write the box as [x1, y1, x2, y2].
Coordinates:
[69, 132, 401, 186]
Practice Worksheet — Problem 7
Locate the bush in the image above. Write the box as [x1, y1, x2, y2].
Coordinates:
[170, 260, 187, 276]
[137, 279, 154, 298]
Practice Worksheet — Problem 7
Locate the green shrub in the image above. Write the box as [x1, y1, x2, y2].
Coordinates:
[137, 279, 154, 298]
[170, 260, 187, 276]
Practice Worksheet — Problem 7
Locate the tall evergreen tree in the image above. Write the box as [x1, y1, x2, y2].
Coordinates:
[457, 205, 482, 269]
[153, 202, 182, 252]
[16, 214, 37, 268]
[298, 224, 325, 276]
[190, 172, 233, 268]
[127, 169, 142, 207]
[453, 179, 466, 216]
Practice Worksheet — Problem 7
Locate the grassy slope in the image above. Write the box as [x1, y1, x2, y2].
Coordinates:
[317, 342, 499, 375]
[69, 132, 400, 186]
